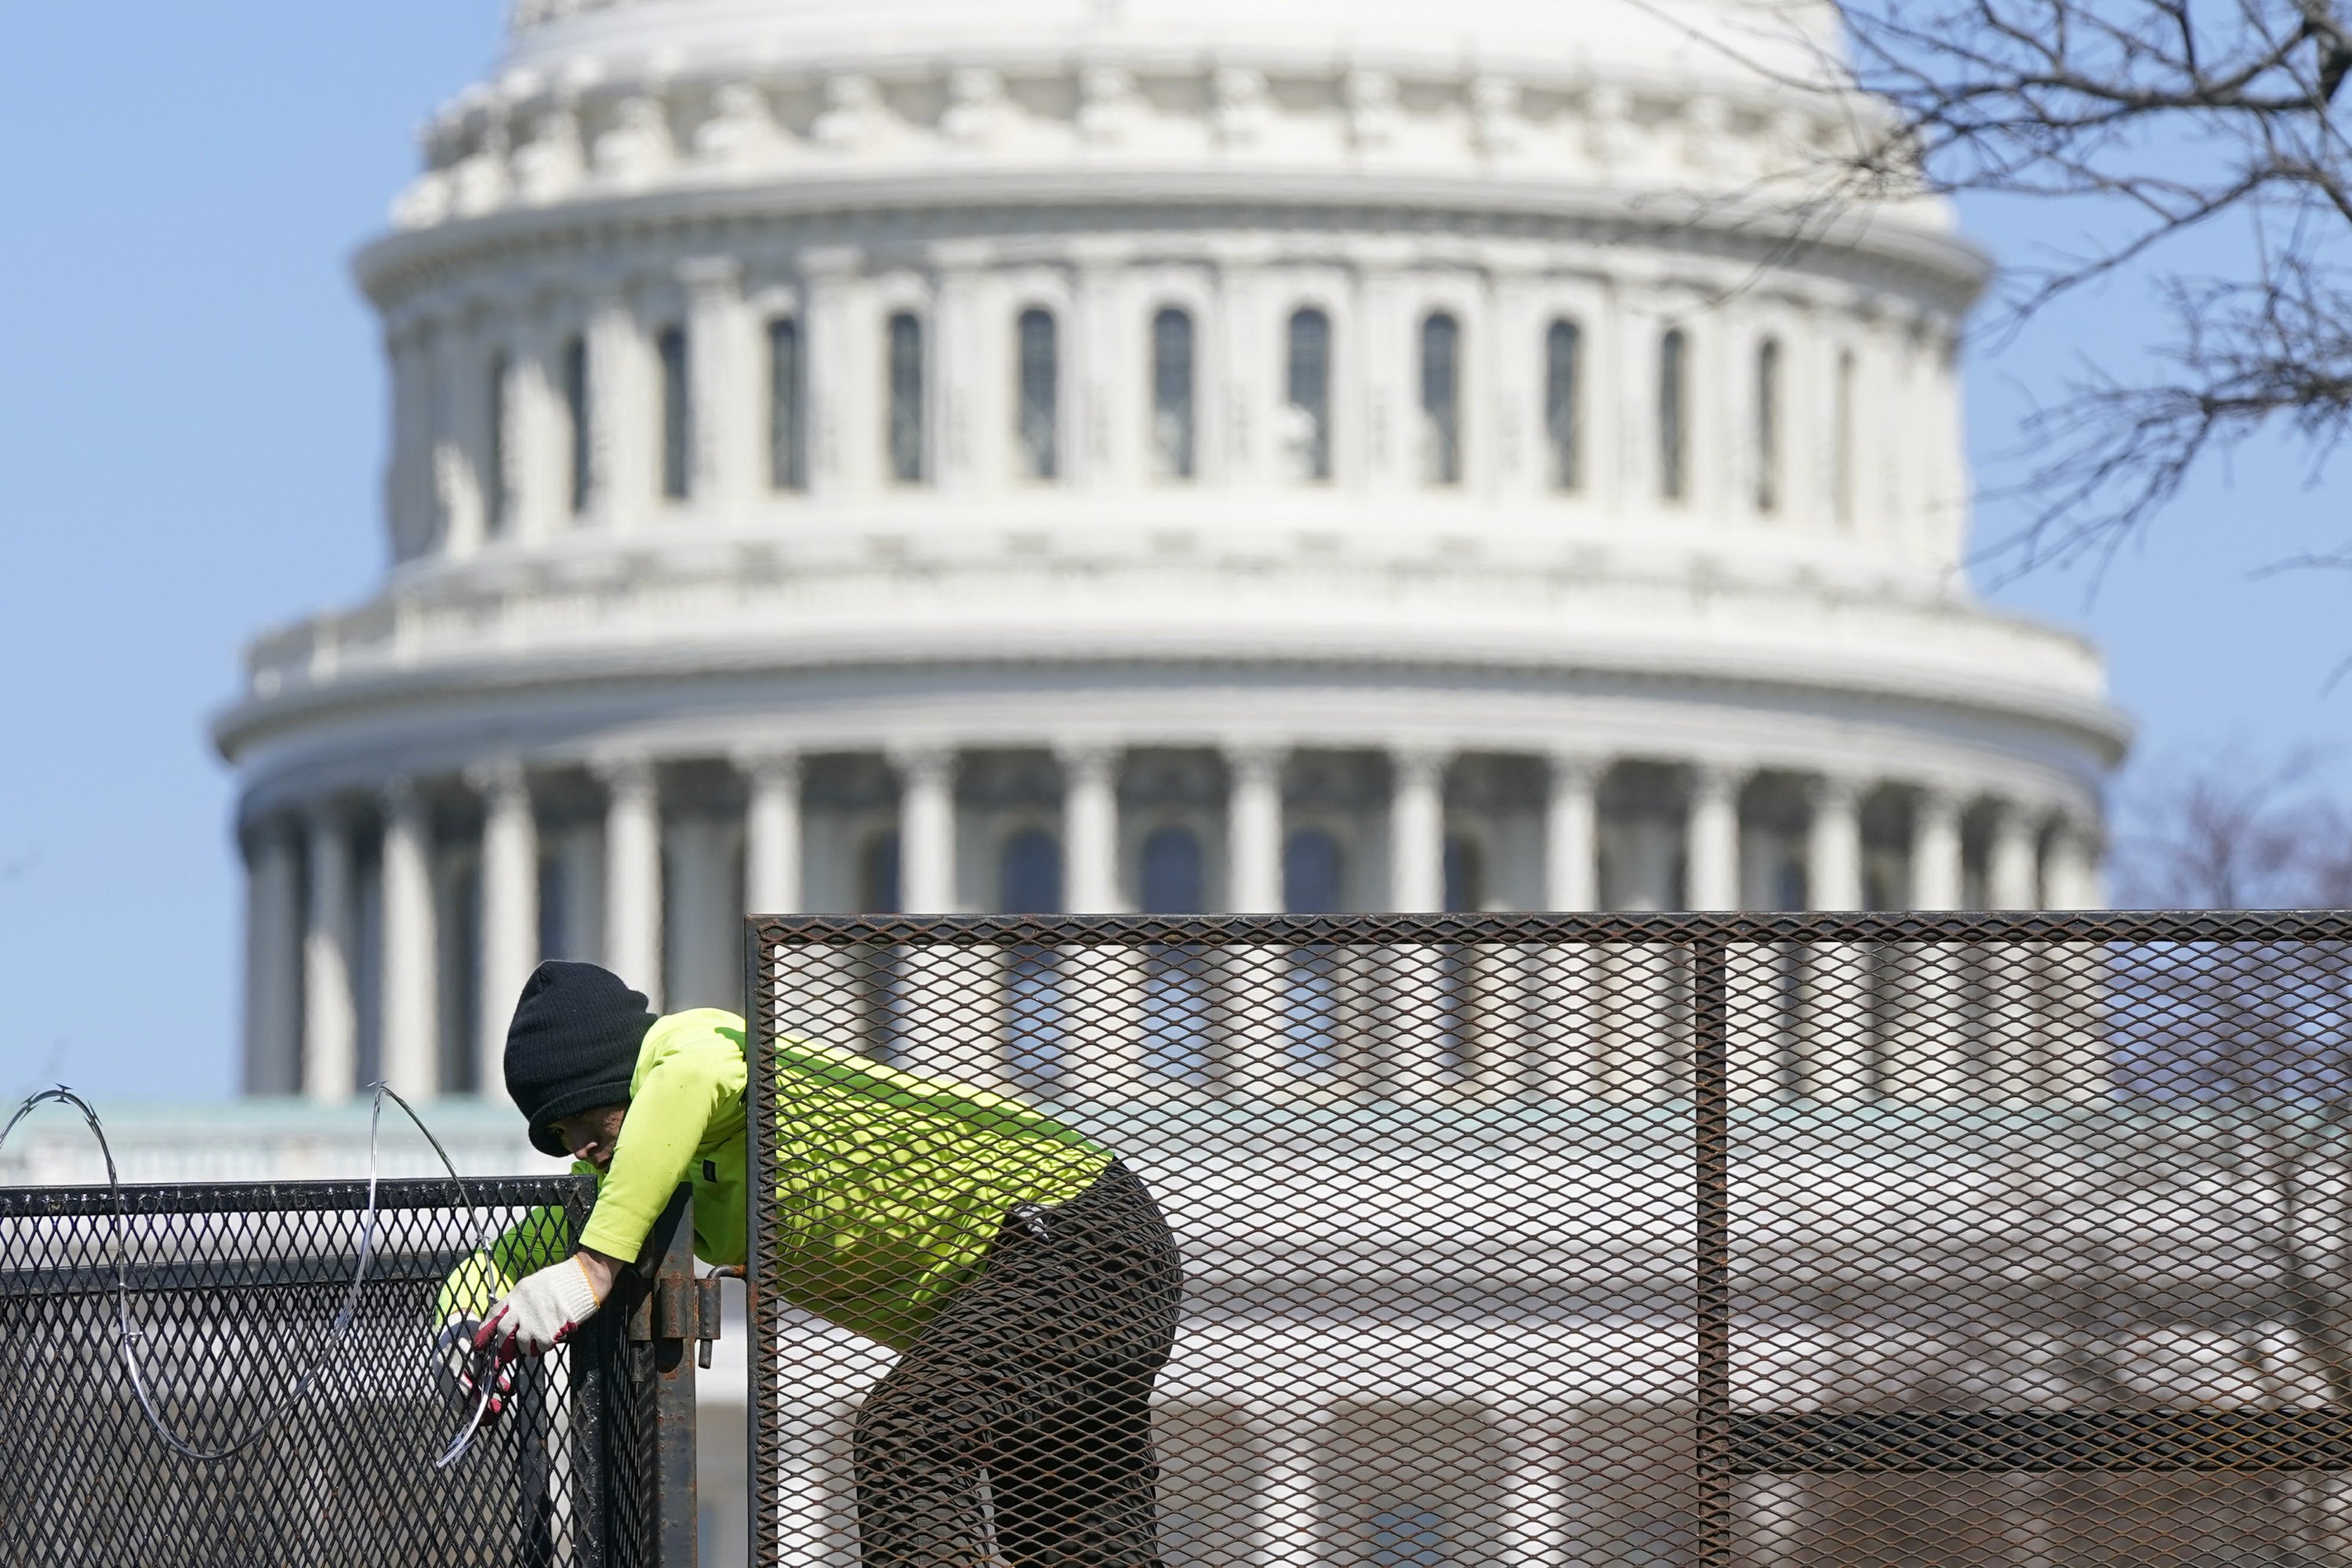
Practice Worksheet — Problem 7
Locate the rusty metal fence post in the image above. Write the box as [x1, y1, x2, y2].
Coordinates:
[745, 917, 778, 1568]
[1693, 935, 1736, 1568]
[613, 1182, 702, 1568]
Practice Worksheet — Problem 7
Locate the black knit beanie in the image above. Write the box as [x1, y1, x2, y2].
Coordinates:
[503, 961, 659, 1158]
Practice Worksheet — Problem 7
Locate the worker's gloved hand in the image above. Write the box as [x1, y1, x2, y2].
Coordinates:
[435, 1314, 515, 1420]
[476, 1255, 606, 1360]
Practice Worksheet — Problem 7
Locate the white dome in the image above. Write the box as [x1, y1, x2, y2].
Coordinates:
[221, 0, 2118, 1122]
[504, 0, 1846, 85]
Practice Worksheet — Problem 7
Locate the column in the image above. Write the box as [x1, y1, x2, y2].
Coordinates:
[1801, 774, 1869, 1101]
[1209, 253, 1260, 489]
[892, 746, 993, 1084]
[800, 249, 861, 497]
[379, 778, 440, 1100]
[1535, 757, 1604, 1096]
[743, 752, 804, 915]
[1386, 746, 1452, 1094]
[1060, 746, 1121, 914]
[1225, 746, 1286, 913]
[1060, 742, 1138, 1094]
[1989, 800, 2041, 910]
[1911, 786, 1964, 911]
[2038, 812, 2108, 1102]
[1256, 1428, 1321, 1568]
[1500, 1447, 1566, 1566]
[1073, 252, 1126, 492]
[1544, 754, 1600, 912]
[896, 747, 957, 913]
[1981, 798, 2046, 1102]
[302, 804, 359, 1103]
[601, 757, 664, 1007]
[387, 325, 430, 557]
[1806, 775, 1864, 911]
[474, 760, 539, 1090]
[1687, 763, 1744, 912]
[434, 321, 488, 558]
[242, 817, 304, 1097]
[1388, 747, 1447, 913]
[514, 314, 566, 542]
[1894, 786, 1968, 1101]
[1222, 745, 1290, 1091]
[587, 286, 644, 524]
[1355, 260, 1403, 494]
[684, 256, 753, 514]
[2044, 815, 2101, 910]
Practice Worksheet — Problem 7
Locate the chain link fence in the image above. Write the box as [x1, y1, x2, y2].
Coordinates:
[0, 1173, 661, 1567]
[747, 913, 2352, 1568]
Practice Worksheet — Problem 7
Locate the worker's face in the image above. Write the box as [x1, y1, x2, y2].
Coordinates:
[555, 1103, 629, 1170]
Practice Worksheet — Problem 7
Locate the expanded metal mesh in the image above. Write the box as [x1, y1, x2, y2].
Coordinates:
[747, 913, 2352, 1568]
[0, 1174, 655, 1567]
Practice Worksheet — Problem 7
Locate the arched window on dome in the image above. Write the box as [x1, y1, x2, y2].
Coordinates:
[1151, 307, 1196, 483]
[1658, 326, 1690, 503]
[858, 831, 902, 914]
[1755, 336, 1784, 516]
[1283, 824, 1345, 1074]
[657, 324, 691, 501]
[1833, 347, 1857, 528]
[1437, 832, 1483, 1073]
[855, 826, 906, 1060]
[1443, 833, 1484, 913]
[886, 310, 927, 485]
[1544, 318, 1583, 492]
[486, 350, 511, 536]
[1141, 826, 1205, 914]
[1000, 828, 1063, 913]
[1007, 943, 1065, 1084]
[767, 316, 806, 492]
[1000, 827, 1066, 1084]
[1283, 307, 1334, 484]
[561, 333, 591, 516]
[1015, 307, 1060, 482]
[1285, 828, 1345, 913]
[1419, 311, 1463, 487]
[1139, 825, 1210, 1083]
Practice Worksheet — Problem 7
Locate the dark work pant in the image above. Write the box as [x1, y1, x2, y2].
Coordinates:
[852, 1161, 1185, 1568]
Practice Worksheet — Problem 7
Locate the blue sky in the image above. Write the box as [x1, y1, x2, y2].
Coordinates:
[2, 4, 2345, 1104]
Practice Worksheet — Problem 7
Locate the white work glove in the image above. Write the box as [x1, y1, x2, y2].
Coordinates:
[437, 1313, 517, 1419]
[477, 1256, 605, 1360]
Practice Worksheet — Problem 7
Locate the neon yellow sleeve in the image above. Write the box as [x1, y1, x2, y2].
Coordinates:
[576, 1019, 745, 1263]
[434, 1191, 586, 1319]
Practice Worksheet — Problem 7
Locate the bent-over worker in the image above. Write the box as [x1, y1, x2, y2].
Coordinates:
[445, 960, 1184, 1568]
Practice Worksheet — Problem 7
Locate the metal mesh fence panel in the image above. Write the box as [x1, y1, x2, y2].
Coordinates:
[0, 1174, 655, 1567]
[747, 913, 2352, 1568]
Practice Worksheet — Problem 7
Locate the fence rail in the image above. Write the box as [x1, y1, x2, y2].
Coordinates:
[9, 911, 2350, 1568]
[748, 911, 2352, 1568]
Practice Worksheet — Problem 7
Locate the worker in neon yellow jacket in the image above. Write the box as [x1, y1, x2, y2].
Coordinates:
[452, 960, 1185, 1568]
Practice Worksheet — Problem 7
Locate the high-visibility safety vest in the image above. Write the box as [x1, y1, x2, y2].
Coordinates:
[446, 1009, 1111, 1351]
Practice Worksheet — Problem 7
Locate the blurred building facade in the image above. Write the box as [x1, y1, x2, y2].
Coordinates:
[214, 0, 2125, 1107]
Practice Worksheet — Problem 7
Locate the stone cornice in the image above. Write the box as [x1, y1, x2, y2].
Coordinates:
[357, 176, 1987, 319]
[379, 51, 1969, 302]
[210, 554, 2128, 768]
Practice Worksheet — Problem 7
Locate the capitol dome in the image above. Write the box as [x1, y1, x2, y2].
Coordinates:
[215, 0, 2125, 1103]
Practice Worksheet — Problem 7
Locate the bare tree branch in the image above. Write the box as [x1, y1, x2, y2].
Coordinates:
[1822, 0, 2352, 579]
[2111, 746, 2352, 906]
